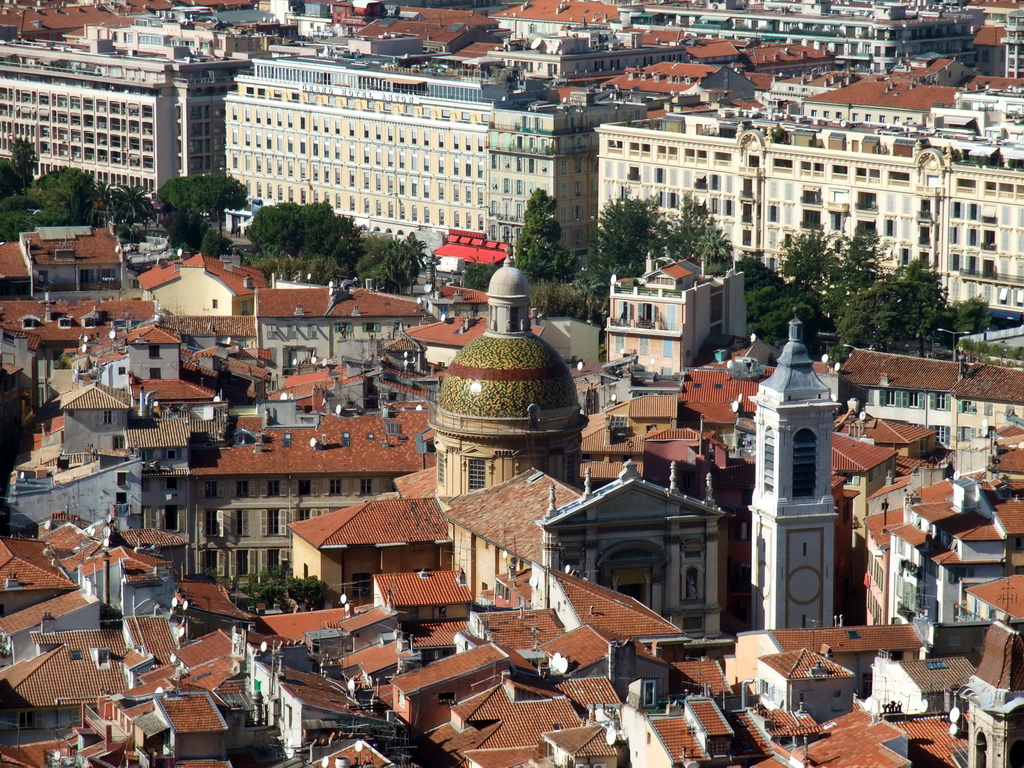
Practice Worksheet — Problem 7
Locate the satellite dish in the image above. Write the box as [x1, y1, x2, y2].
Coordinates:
[726, 360, 733, 370]
[102, 525, 111, 538]
[737, 393, 743, 402]
[949, 723, 959, 737]
[529, 575, 539, 589]
[329, 281, 335, 289]
[176, 626, 186, 638]
[172, 596, 179, 608]
[340, 593, 348, 605]
[982, 418, 990, 431]
[109, 330, 116, 340]
[103, 537, 110, 548]
[440, 312, 447, 322]
[605, 727, 617, 746]
[81, 344, 87, 353]
[859, 411, 867, 421]
[348, 678, 357, 694]
[291, 358, 298, 367]
[577, 360, 584, 371]
[312, 356, 318, 364]
[335, 404, 342, 415]
[415, 404, 423, 411]
[834, 362, 841, 373]
[610, 273, 617, 283]
[564, 565, 572, 574]
[306, 273, 312, 281]
[953, 470, 961, 481]
[730, 401, 739, 413]
[280, 393, 289, 400]
[610, 393, 617, 403]
[750, 333, 757, 343]
[170, 653, 177, 664]
[821, 354, 829, 363]
[260, 641, 269, 653]
[43, 520, 51, 530]
[322, 757, 329, 768]
[155, 686, 164, 694]
[181, 600, 189, 612]
[354, 742, 364, 754]
[177, 248, 183, 258]
[950, 706, 961, 723]
[309, 437, 318, 448]
[423, 283, 433, 293]
[226, 337, 232, 345]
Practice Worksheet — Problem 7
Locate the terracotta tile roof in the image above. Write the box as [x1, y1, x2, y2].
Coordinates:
[651, 715, 705, 762]
[898, 656, 975, 692]
[835, 414, 935, 445]
[581, 460, 645, 480]
[0, 6, 136, 37]
[768, 624, 923, 654]
[23, 228, 120, 267]
[491, 0, 619, 24]
[0, 590, 93, 635]
[0, 537, 77, 592]
[336, 605, 396, 633]
[865, 508, 905, 548]
[805, 76, 957, 111]
[125, 415, 198, 450]
[138, 255, 264, 295]
[343, 640, 412, 678]
[278, 667, 359, 711]
[687, 39, 742, 59]
[474, 609, 564, 650]
[394, 467, 439, 499]
[974, 23, 1007, 46]
[177, 581, 254, 622]
[868, 475, 913, 501]
[173, 630, 234, 669]
[832, 433, 897, 473]
[319, 743, 393, 768]
[893, 715, 968, 768]
[0, 299, 154, 348]
[406, 317, 511, 348]
[452, 682, 583, 750]
[628, 394, 677, 420]
[968, 576, 1024, 620]
[670, 657, 731, 696]
[290, 498, 447, 548]
[191, 411, 431, 476]
[0, 645, 128, 707]
[746, 42, 833, 66]
[436, 284, 489, 303]
[125, 617, 179, 665]
[407, 619, 467, 648]
[254, 608, 350, 641]
[681, 368, 763, 403]
[541, 724, 617, 757]
[59, 382, 131, 411]
[759, 649, 852, 679]
[126, 324, 181, 345]
[954, 363, 1024, 403]
[757, 705, 823, 737]
[553, 677, 621, 708]
[551, 571, 681, 638]
[606, 63, 723, 94]
[580, 430, 646, 455]
[803, 709, 912, 768]
[679, 401, 738, 424]
[912, 500, 1002, 542]
[688, 698, 733, 737]
[256, 287, 420, 319]
[0, 241, 28, 279]
[441, 471, 581, 563]
[129, 377, 216, 403]
[161, 315, 256, 338]
[156, 691, 227, 733]
[375, 570, 472, 607]
[392, 643, 510, 694]
[113, 529, 188, 549]
[840, 350, 961, 392]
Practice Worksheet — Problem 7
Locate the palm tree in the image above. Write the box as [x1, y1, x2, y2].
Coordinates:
[10, 138, 36, 193]
[111, 185, 155, 229]
[93, 181, 113, 227]
[696, 227, 733, 277]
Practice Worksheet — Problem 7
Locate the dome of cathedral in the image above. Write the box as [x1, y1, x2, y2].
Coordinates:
[436, 334, 579, 419]
[487, 263, 530, 298]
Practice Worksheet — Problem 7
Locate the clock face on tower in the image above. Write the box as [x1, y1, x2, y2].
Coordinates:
[787, 565, 823, 605]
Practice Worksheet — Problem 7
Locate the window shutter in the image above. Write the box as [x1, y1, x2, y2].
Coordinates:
[142, 506, 153, 528]
[929, 393, 936, 409]
[241, 510, 249, 537]
[217, 482, 224, 498]
[156, 508, 165, 529]
[260, 481, 267, 497]
[261, 510, 268, 538]
[217, 550, 225, 577]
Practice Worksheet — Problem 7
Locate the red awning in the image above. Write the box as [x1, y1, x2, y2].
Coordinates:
[434, 243, 507, 264]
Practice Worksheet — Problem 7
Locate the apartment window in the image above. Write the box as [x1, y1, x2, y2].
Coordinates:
[235, 510, 246, 536]
[103, 410, 114, 425]
[353, 572, 372, 598]
[298, 479, 312, 495]
[148, 344, 160, 359]
[204, 481, 218, 498]
[267, 549, 281, 569]
[204, 510, 220, 537]
[959, 426, 973, 442]
[18, 712, 35, 728]
[935, 425, 950, 445]
[237, 480, 249, 497]
[959, 400, 977, 414]
[360, 478, 373, 495]
[266, 509, 282, 536]
[236, 549, 249, 576]
[468, 459, 486, 491]
[165, 505, 179, 530]
[267, 479, 280, 496]
[329, 479, 343, 495]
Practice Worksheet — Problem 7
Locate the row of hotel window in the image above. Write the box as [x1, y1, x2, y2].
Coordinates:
[201, 479, 378, 497]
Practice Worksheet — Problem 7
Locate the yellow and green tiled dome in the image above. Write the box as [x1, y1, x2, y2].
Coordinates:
[437, 334, 579, 419]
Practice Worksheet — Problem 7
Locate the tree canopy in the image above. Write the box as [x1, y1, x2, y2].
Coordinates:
[31, 167, 97, 226]
[156, 174, 246, 231]
[355, 233, 424, 293]
[513, 189, 574, 282]
[588, 195, 665, 285]
[247, 202, 364, 274]
[11, 139, 36, 193]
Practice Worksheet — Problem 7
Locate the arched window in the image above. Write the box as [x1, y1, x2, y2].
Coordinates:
[976, 733, 988, 768]
[1010, 738, 1024, 768]
[793, 429, 817, 498]
[764, 427, 776, 494]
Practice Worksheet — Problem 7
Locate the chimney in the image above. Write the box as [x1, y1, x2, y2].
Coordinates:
[243, 275, 255, 290]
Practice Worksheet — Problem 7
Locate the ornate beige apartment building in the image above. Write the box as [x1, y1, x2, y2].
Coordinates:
[598, 111, 1024, 320]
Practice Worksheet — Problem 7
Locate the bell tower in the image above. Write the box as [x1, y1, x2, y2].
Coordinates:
[750, 316, 836, 630]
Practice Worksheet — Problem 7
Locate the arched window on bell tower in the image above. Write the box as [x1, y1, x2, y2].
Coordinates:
[764, 427, 776, 494]
[792, 429, 817, 498]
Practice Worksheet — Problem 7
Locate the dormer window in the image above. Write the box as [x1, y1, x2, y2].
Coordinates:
[58, 317, 72, 329]
[20, 316, 39, 329]
[82, 316, 98, 328]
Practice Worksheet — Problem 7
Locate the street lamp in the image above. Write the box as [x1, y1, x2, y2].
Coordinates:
[936, 328, 971, 363]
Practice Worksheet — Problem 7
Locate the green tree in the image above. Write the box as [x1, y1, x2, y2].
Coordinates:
[896, 259, 947, 356]
[32, 167, 98, 225]
[747, 285, 824, 347]
[735, 256, 785, 292]
[464, 262, 499, 291]
[664, 192, 727, 271]
[10, 138, 37, 193]
[780, 230, 841, 291]
[0, 209, 35, 241]
[157, 174, 246, 233]
[247, 203, 307, 254]
[837, 279, 908, 352]
[589, 195, 665, 286]
[93, 181, 114, 228]
[695, 225, 733, 276]
[167, 208, 208, 251]
[286, 575, 325, 609]
[0, 160, 23, 199]
[247, 254, 339, 286]
[111, 185, 155, 229]
[355, 233, 424, 293]
[530, 280, 601, 324]
[948, 296, 991, 334]
[247, 203, 364, 273]
[201, 228, 233, 258]
[243, 568, 289, 610]
[514, 189, 574, 282]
